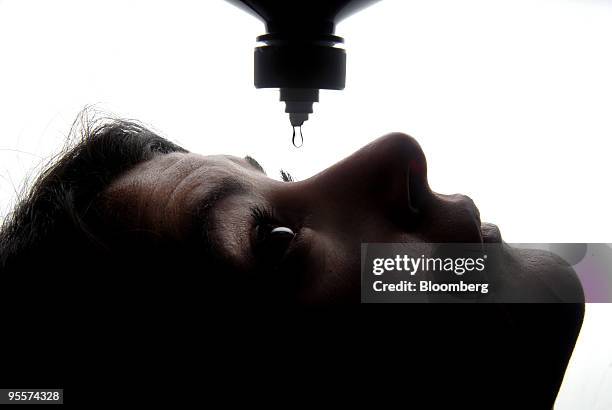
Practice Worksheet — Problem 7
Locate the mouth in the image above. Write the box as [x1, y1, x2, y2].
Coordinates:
[481, 222, 502, 243]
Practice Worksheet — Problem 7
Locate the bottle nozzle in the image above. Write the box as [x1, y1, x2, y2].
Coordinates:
[281, 89, 318, 147]
[289, 112, 309, 127]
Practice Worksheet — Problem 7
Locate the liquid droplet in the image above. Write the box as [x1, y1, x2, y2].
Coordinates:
[292, 126, 303, 148]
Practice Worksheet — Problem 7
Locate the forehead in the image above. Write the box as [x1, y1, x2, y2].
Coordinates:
[103, 152, 266, 232]
[108, 152, 261, 192]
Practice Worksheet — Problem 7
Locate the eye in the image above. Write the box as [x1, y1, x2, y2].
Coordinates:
[251, 205, 296, 268]
[255, 224, 295, 267]
[270, 226, 295, 237]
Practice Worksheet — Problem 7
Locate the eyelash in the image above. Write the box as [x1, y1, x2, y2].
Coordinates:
[280, 169, 294, 182]
[251, 205, 279, 227]
[250, 205, 298, 266]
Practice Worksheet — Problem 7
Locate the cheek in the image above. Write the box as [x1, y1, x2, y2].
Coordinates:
[292, 229, 361, 302]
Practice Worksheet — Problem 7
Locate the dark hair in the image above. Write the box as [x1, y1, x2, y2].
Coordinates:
[0, 114, 275, 306]
[0, 112, 186, 275]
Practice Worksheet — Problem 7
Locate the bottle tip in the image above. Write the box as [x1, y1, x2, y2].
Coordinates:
[289, 112, 308, 127]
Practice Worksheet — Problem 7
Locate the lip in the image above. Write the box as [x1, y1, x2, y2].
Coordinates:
[481, 222, 502, 243]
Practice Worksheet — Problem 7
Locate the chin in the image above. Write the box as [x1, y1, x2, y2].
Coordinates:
[478, 239, 584, 303]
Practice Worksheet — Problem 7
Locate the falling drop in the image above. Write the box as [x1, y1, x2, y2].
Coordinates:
[292, 125, 303, 148]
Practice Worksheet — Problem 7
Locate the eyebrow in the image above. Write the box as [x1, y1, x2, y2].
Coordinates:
[194, 178, 249, 255]
[244, 156, 265, 174]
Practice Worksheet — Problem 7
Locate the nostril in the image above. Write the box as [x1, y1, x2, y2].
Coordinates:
[406, 159, 430, 212]
[380, 134, 430, 224]
[386, 167, 425, 231]
[404, 170, 419, 215]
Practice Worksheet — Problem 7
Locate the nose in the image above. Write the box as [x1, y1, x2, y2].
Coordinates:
[299, 132, 431, 229]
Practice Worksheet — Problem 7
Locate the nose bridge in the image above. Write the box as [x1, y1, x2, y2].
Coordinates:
[288, 133, 431, 230]
[308, 133, 429, 199]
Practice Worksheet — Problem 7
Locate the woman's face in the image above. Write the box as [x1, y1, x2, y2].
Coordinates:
[103, 133, 574, 303]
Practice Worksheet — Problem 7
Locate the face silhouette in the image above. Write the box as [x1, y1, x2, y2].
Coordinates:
[103, 133, 582, 303]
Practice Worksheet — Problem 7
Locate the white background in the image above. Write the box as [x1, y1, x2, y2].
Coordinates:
[0, 0, 610, 407]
